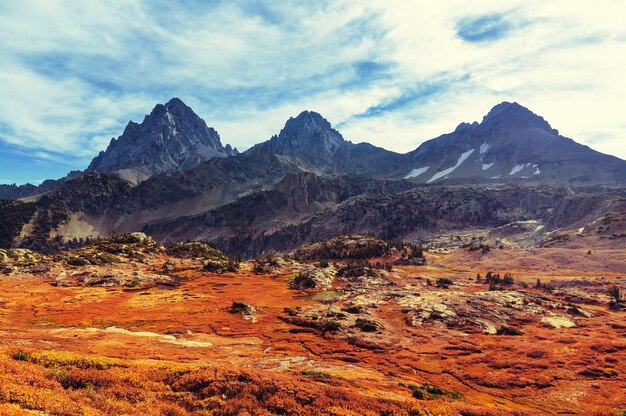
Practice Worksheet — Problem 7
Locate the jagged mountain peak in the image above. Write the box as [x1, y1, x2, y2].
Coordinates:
[165, 96, 188, 108]
[481, 101, 556, 133]
[250, 110, 345, 162]
[284, 110, 333, 129]
[279, 110, 343, 140]
[144, 97, 203, 126]
[87, 98, 235, 184]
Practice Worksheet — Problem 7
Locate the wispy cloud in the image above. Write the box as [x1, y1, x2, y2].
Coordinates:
[456, 13, 514, 43]
[0, 0, 625, 184]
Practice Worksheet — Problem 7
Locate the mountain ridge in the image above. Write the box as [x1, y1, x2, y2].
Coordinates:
[2, 99, 624, 198]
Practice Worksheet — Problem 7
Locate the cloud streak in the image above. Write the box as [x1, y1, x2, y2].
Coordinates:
[456, 13, 513, 43]
[0, 0, 625, 184]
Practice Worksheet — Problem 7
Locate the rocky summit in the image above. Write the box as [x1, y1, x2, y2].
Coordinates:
[249, 110, 410, 177]
[404, 102, 626, 184]
[87, 97, 237, 184]
[250, 111, 347, 170]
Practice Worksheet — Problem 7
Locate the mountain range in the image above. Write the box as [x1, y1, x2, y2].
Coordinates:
[1, 98, 624, 254]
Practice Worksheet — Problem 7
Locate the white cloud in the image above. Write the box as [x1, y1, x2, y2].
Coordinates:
[333, 0, 626, 158]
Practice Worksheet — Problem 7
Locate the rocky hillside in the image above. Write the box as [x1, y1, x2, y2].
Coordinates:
[143, 172, 419, 245]
[4, 166, 624, 256]
[88, 98, 237, 184]
[0, 148, 305, 251]
[144, 180, 626, 257]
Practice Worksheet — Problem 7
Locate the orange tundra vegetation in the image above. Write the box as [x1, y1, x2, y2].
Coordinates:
[0, 236, 625, 415]
[0, 349, 456, 416]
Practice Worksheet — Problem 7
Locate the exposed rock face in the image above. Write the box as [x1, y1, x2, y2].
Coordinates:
[249, 111, 410, 177]
[256, 111, 345, 165]
[88, 98, 237, 184]
[403, 102, 626, 184]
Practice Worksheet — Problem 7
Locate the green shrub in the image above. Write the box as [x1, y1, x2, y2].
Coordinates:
[354, 318, 380, 332]
[167, 242, 226, 261]
[291, 273, 317, 289]
[202, 257, 240, 273]
[318, 259, 329, 268]
[301, 370, 332, 379]
[229, 301, 253, 314]
[253, 253, 279, 274]
[435, 278, 453, 288]
[336, 260, 387, 278]
[496, 326, 524, 336]
[324, 320, 341, 332]
[343, 305, 363, 314]
[405, 382, 464, 401]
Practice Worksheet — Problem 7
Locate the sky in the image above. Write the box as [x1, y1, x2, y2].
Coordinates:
[1, 0, 625, 184]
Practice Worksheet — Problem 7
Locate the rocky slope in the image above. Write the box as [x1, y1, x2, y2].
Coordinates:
[144, 181, 626, 257]
[88, 98, 237, 184]
[4, 165, 624, 256]
[0, 148, 305, 251]
[144, 172, 419, 245]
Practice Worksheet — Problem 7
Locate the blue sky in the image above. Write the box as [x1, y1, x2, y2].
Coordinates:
[1, 0, 625, 184]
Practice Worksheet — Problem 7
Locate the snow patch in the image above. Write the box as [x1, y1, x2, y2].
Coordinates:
[427, 149, 475, 183]
[509, 164, 525, 175]
[404, 166, 430, 179]
[481, 162, 495, 171]
[510, 163, 536, 176]
[479, 143, 491, 155]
